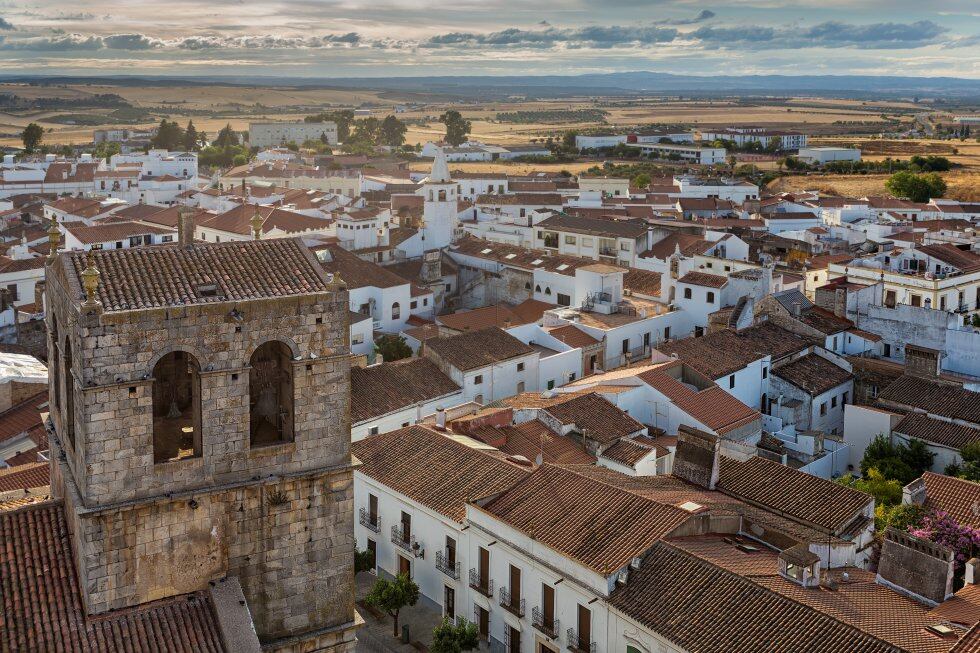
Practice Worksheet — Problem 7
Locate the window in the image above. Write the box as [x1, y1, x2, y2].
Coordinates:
[516, 381, 525, 393]
[557, 293, 571, 306]
[547, 380, 555, 390]
[400, 511, 412, 542]
[843, 391, 849, 404]
[444, 586, 455, 620]
[368, 494, 378, 525]
[152, 351, 202, 464]
[352, 333, 364, 345]
[762, 367, 768, 379]
[663, 326, 671, 340]
[5, 284, 17, 302]
[249, 341, 294, 447]
[707, 291, 715, 303]
[622, 339, 630, 354]
[410, 300, 418, 310]
[729, 375, 735, 389]
[474, 374, 483, 385]
[620, 241, 630, 251]
[831, 396, 838, 408]
[368, 426, 379, 436]
[535, 285, 542, 293]
[820, 402, 828, 416]
[565, 235, 577, 245]
[683, 288, 692, 299]
[517, 362, 525, 372]
[391, 302, 401, 320]
[544, 287, 552, 295]
[474, 394, 483, 404]
[582, 237, 594, 247]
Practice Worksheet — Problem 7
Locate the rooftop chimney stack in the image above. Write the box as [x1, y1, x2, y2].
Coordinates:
[177, 207, 195, 248]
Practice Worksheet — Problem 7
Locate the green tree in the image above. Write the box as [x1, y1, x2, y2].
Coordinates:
[353, 117, 382, 144]
[946, 441, 980, 481]
[439, 110, 471, 146]
[151, 119, 184, 150]
[364, 573, 420, 637]
[561, 130, 579, 153]
[902, 438, 937, 479]
[375, 334, 412, 362]
[355, 548, 376, 574]
[886, 171, 947, 203]
[306, 109, 355, 141]
[860, 434, 934, 486]
[214, 123, 239, 149]
[93, 140, 121, 160]
[183, 121, 200, 151]
[631, 172, 651, 189]
[430, 617, 480, 653]
[21, 122, 44, 153]
[379, 115, 408, 147]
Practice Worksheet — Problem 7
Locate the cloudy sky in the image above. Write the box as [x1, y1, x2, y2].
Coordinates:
[0, 0, 978, 78]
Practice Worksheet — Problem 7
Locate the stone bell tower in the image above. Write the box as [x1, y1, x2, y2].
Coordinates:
[44, 220, 361, 651]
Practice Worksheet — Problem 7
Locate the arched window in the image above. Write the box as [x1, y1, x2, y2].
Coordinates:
[438, 189, 447, 201]
[544, 287, 552, 295]
[62, 337, 74, 452]
[524, 282, 531, 290]
[535, 285, 542, 293]
[392, 302, 401, 320]
[250, 341, 294, 447]
[152, 351, 202, 463]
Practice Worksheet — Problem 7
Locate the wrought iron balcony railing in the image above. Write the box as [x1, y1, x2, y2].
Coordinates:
[359, 507, 380, 533]
[566, 628, 596, 653]
[435, 550, 461, 580]
[468, 568, 493, 597]
[532, 607, 559, 638]
[498, 587, 525, 617]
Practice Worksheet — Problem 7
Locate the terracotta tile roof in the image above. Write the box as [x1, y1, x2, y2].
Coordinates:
[848, 327, 882, 343]
[45, 195, 104, 217]
[0, 391, 46, 445]
[917, 243, 980, 272]
[4, 447, 41, 466]
[657, 322, 810, 379]
[319, 243, 408, 290]
[773, 353, 852, 396]
[474, 192, 562, 206]
[0, 256, 47, 274]
[639, 363, 761, 436]
[623, 269, 662, 296]
[543, 393, 645, 445]
[952, 622, 980, 653]
[894, 414, 980, 451]
[878, 376, 980, 425]
[610, 537, 953, 653]
[426, 327, 534, 372]
[500, 390, 597, 409]
[929, 582, 980, 627]
[469, 420, 594, 466]
[600, 438, 657, 466]
[546, 324, 599, 349]
[437, 304, 527, 332]
[0, 501, 227, 652]
[64, 221, 174, 245]
[920, 472, 980, 528]
[509, 299, 556, 324]
[57, 238, 330, 312]
[676, 271, 728, 288]
[798, 306, 852, 335]
[449, 235, 594, 277]
[352, 425, 529, 521]
[717, 455, 871, 533]
[350, 358, 460, 424]
[0, 461, 49, 492]
[202, 203, 329, 236]
[110, 204, 169, 221]
[479, 464, 691, 574]
[641, 232, 713, 260]
[537, 213, 648, 239]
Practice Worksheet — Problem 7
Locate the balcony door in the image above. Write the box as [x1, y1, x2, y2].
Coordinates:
[509, 565, 521, 606]
[542, 584, 555, 628]
[577, 605, 591, 648]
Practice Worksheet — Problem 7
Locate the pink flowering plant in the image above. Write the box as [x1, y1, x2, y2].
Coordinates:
[909, 510, 980, 571]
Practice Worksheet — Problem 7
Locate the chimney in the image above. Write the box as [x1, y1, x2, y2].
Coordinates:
[903, 344, 941, 380]
[435, 407, 446, 431]
[792, 301, 802, 317]
[966, 559, 980, 585]
[672, 425, 721, 490]
[177, 207, 195, 248]
[876, 527, 954, 606]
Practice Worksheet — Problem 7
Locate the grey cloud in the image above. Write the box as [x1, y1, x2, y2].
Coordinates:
[691, 20, 948, 50]
[657, 10, 715, 26]
[0, 33, 103, 50]
[423, 24, 678, 49]
[102, 33, 159, 50]
[0, 17, 13, 30]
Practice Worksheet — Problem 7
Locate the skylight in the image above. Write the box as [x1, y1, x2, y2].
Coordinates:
[531, 259, 543, 266]
[481, 248, 493, 254]
[505, 253, 517, 260]
[556, 264, 569, 271]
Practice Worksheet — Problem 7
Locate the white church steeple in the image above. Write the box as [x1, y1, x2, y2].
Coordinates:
[421, 147, 457, 250]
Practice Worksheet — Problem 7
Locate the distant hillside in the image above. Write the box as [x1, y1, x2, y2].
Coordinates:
[2, 71, 979, 101]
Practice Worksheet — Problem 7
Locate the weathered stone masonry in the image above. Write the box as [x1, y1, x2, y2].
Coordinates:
[45, 243, 360, 652]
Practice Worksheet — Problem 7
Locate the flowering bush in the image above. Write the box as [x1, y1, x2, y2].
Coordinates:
[909, 510, 980, 570]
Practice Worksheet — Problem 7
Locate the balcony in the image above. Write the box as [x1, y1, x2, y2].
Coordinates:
[469, 568, 494, 598]
[566, 629, 596, 653]
[532, 607, 559, 638]
[391, 525, 423, 558]
[498, 587, 525, 617]
[358, 508, 380, 533]
[435, 550, 461, 580]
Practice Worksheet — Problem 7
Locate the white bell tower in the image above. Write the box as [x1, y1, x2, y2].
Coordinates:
[421, 147, 457, 249]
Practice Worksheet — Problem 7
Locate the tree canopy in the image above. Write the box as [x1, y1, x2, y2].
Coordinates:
[364, 573, 419, 637]
[21, 123, 43, 153]
[380, 115, 408, 147]
[150, 119, 184, 150]
[430, 618, 480, 653]
[439, 110, 471, 147]
[885, 171, 947, 203]
[375, 334, 413, 362]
